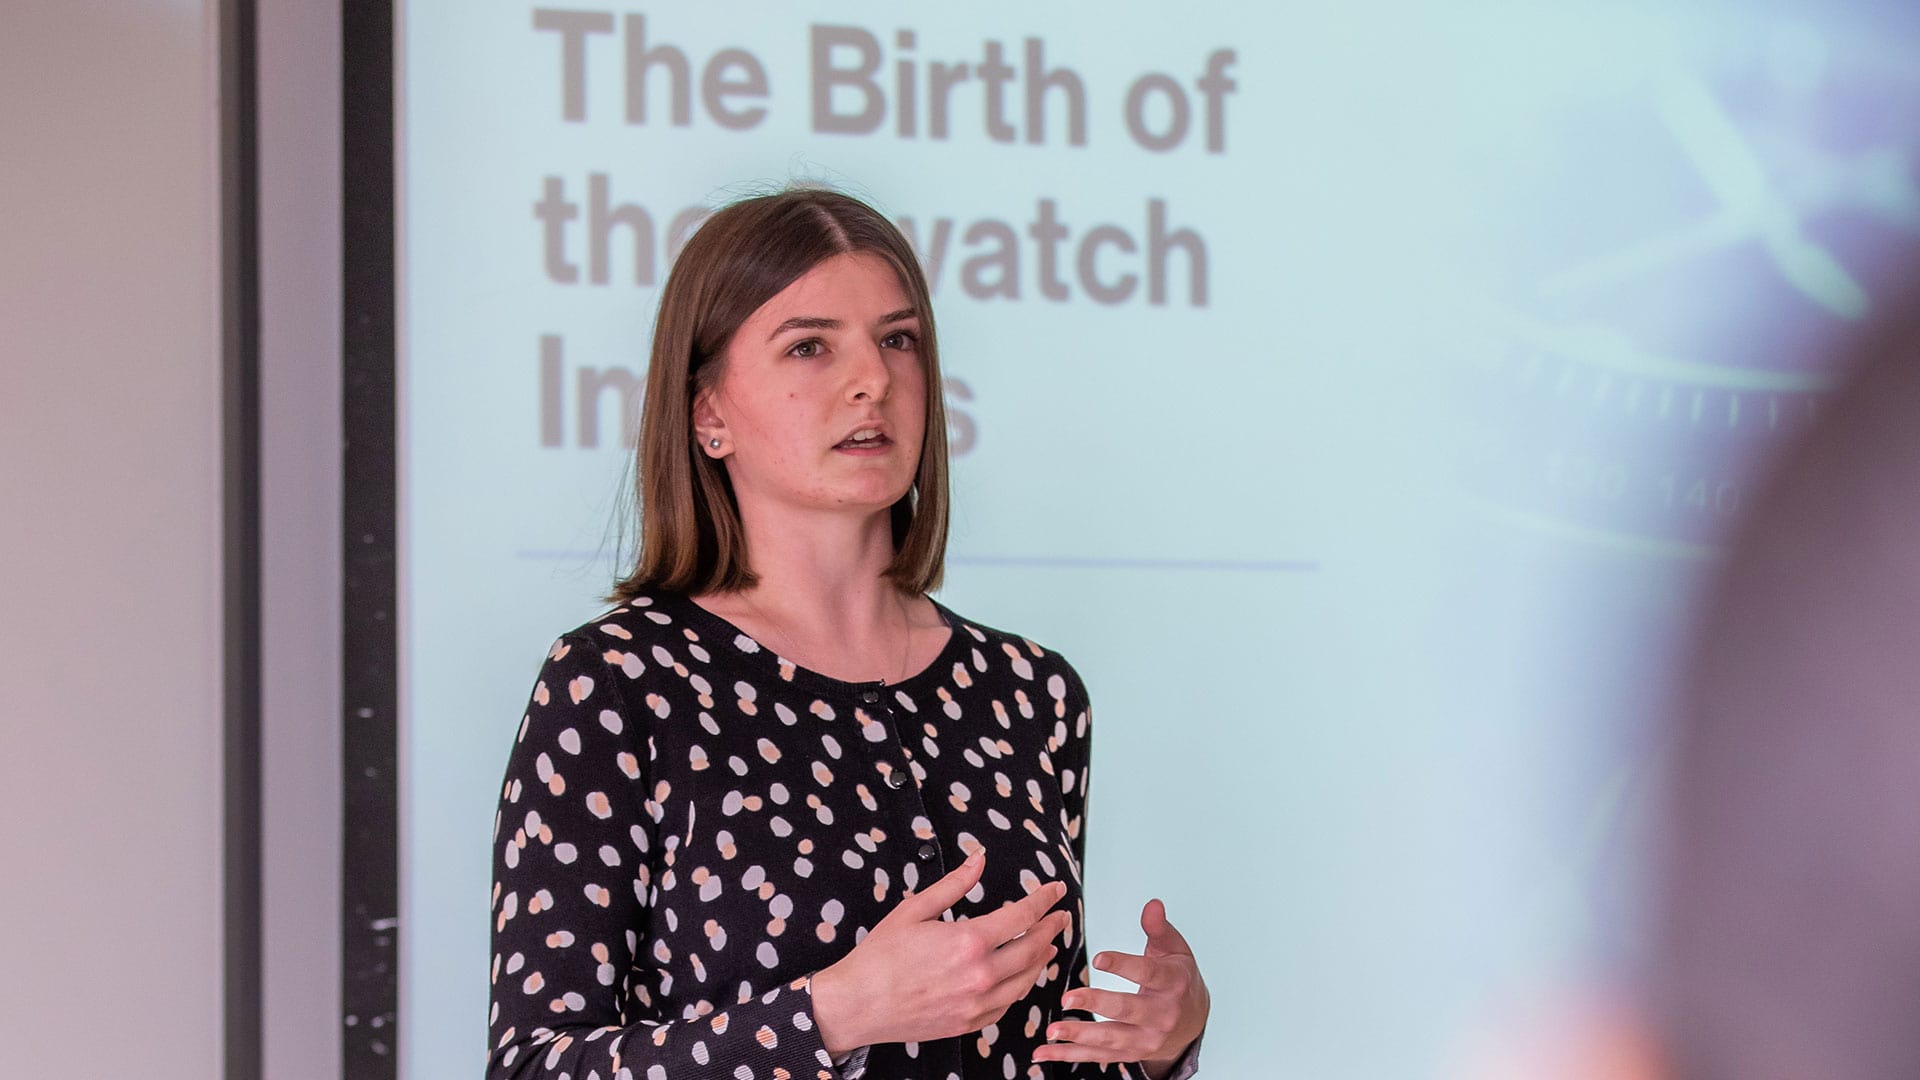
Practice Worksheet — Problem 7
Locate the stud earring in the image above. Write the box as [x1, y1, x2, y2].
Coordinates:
[708, 438, 721, 449]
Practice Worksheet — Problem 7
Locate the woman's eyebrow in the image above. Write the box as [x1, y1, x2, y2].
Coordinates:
[765, 308, 918, 342]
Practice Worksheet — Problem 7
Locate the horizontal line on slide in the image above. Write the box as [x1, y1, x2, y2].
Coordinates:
[513, 550, 1319, 573]
[950, 554, 1319, 572]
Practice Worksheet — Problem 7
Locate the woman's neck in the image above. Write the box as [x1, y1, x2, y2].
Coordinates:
[699, 501, 930, 671]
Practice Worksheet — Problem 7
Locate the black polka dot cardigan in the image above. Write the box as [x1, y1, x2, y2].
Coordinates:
[486, 588, 1205, 1079]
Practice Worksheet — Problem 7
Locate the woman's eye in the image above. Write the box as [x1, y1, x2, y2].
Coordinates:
[883, 330, 919, 350]
[789, 339, 822, 358]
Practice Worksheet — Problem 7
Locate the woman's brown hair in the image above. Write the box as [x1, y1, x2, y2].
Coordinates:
[607, 186, 951, 603]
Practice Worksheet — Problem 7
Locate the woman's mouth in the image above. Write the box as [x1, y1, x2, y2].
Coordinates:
[835, 429, 893, 452]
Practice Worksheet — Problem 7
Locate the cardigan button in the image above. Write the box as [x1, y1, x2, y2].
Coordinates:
[916, 842, 936, 861]
[858, 688, 881, 704]
[884, 770, 906, 789]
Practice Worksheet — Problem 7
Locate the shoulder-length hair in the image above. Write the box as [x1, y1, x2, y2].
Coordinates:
[607, 186, 951, 603]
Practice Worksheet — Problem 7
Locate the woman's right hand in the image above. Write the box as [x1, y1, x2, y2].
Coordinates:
[810, 849, 1073, 1055]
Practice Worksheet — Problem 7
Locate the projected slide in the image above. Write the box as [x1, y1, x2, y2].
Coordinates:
[396, 3, 1920, 1076]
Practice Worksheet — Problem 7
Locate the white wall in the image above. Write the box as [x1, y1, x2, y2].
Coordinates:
[0, 3, 346, 1077]
[0, 3, 226, 1076]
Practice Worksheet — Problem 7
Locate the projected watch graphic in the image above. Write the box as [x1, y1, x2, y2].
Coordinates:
[1459, 22, 1920, 555]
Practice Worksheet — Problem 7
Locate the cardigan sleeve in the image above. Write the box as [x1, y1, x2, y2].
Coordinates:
[485, 632, 860, 1080]
[1052, 664, 1206, 1080]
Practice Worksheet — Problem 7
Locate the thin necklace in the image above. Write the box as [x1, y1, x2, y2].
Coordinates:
[739, 588, 915, 685]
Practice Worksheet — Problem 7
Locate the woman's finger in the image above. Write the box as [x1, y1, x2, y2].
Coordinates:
[984, 940, 1059, 1007]
[1090, 948, 1164, 988]
[971, 879, 1067, 946]
[1141, 898, 1195, 957]
[1062, 986, 1152, 1026]
[1032, 1019, 1151, 1063]
[984, 912, 1066, 986]
[1026, 909, 1073, 950]
[890, 848, 987, 923]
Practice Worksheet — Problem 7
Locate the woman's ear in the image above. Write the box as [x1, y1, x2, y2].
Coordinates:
[691, 384, 728, 457]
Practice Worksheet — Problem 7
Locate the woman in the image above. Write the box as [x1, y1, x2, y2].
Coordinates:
[486, 187, 1210, 1079]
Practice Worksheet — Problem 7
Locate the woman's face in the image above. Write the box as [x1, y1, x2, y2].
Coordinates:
[695, 250, 928, 519]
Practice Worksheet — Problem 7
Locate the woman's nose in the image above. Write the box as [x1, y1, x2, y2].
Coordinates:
[846, 340, 891, 401]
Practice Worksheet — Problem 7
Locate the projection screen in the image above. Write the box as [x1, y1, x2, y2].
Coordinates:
[384, 3, 1920, 1075]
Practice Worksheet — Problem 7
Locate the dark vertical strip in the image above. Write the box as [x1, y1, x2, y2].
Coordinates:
[342, 0, 399, 1075]
[219, 0, 263, 1077]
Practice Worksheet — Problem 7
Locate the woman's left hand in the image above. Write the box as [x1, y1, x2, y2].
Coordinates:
[1032, 898, 1210, 1077]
